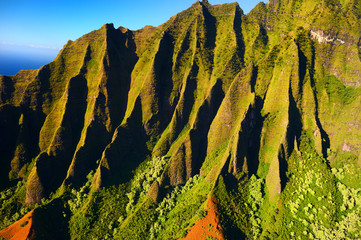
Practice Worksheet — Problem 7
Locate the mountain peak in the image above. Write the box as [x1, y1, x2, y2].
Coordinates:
[102, 23, 115, 30]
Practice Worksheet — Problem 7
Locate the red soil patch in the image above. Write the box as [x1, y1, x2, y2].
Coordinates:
[0, 210, 34, 240]
[181, 197, 225, 240]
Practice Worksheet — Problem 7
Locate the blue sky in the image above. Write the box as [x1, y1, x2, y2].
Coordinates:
[0, 0, 264, 75]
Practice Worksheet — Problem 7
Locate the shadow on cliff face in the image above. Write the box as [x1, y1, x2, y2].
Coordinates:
[96, 96, 150, 187]
[0, 105, 20, 190]
[0, 105, 47, 191]
[45, 74, 88, 193]
[244, 96, 264, 177]
[193, 79, 225, 176]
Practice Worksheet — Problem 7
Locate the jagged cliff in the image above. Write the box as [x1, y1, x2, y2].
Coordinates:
[1, 0, 361, 239]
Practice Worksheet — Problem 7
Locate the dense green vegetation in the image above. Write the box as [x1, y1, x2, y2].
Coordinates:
[0, 180, 29, 229]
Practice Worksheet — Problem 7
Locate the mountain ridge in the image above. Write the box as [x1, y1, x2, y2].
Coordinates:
[1, 0, 361, 239]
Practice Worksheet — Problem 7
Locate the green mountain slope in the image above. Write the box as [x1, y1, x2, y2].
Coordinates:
[1, 0, 361, 239]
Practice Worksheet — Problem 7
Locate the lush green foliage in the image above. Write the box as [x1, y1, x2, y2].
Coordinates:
[152, 174, 209, 239]
[125, 156, 168, 213]
[0, 180, 30, 229]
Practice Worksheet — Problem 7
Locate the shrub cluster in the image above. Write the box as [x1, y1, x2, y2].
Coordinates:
[0, 180, 29, 229]
[125, 156, 168, 214]
[149, 174, 203, 239]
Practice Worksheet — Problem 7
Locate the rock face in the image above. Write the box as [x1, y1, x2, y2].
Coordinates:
[1, 0, 361, 239]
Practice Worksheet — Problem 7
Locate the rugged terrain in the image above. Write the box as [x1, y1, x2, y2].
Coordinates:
[1, 0, 361, 239]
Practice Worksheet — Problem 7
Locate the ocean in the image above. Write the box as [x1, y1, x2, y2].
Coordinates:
[0, 54, 55, 76]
